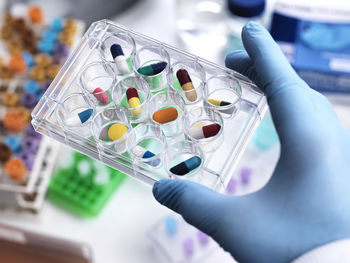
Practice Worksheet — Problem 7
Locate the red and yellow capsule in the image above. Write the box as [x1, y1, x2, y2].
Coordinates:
[126, 87, 142, 117]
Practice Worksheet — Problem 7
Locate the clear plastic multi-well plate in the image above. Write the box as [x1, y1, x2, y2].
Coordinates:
[31, 20, 267, 192]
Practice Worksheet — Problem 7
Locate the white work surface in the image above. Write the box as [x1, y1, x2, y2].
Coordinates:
[0, 1, 235, 262]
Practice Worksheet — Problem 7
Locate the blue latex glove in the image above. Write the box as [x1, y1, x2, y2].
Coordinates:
[153, 22, 350, 262]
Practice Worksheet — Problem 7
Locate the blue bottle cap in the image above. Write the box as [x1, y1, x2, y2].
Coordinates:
[165, 216, 177, 236]
[24, 80, 40, 94]
[21, 52, 34, 68]
[5, 135, 21, 153]
[42, 30, 58, 42]
[38, 40, 55, 54]
[51, 18, 64, 32]
[110, 44, 124, 59]
[227, 0, 265, 18]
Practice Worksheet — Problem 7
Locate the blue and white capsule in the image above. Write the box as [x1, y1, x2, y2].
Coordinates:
[65, 109, 93, 126]
[170, 156, 201, 176]
[110, 44, 129, 74]
[132, 145, 161, 167]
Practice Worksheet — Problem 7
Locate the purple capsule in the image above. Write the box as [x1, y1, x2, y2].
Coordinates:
[22, 93, 38, 108]
[19, 150, 35, 170]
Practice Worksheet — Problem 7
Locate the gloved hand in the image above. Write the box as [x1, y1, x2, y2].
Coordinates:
[152, 22, 350, 263]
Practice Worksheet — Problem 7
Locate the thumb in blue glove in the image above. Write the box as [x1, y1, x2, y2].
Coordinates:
[153, 22, 350, 263]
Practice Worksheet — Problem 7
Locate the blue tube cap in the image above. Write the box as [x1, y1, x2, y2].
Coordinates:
[5, 136, 21, 153]
[165, 216, 177, 236]
[227, 0, 265, 18]
[51, 18, 64, 32]
[24, 80, 40, 94]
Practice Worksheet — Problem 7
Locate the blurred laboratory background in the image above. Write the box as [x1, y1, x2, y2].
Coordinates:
[0, 0, 349, 262]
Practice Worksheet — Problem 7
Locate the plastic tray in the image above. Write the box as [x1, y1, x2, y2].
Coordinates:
[31, 20, 267, 192]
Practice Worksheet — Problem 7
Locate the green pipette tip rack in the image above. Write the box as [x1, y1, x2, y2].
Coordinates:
[48, 152, 126, 217]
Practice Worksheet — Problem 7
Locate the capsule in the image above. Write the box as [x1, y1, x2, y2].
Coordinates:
[189, 123, 221, 140]
[107, 123, 128, 141]
[132, 145, 160, 167]
[176, 69, 197, 102]
[170, 156, 201, 176]
[152, 107, 178, 124]
[86, 81, 109, 105]
[208, 98, 231, 107]
[137, 61, 167, 76]
[126, 87, 142, 117]
[110, 44, 129, 74]
[65, 108, 93, 126]
[208, 98, 234, 114]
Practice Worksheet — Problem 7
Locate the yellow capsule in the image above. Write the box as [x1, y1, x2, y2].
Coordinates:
[107, 123, 127, 141]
